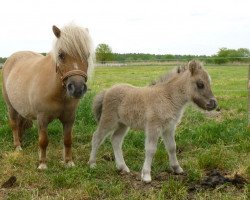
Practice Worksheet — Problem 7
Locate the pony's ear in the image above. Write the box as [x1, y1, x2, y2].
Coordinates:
[188, 60, 201, 75]
[85, 28, 89, 33]
[52, 25, 61, 38]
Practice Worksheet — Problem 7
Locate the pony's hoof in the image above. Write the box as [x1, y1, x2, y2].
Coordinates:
[141, 173, 152, 183]
[15, 146, 22, 151]
[38, 163, 47, 170]
[65, 161, 75, 168]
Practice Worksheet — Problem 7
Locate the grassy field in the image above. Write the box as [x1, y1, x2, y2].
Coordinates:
[0, 64, 249, 199]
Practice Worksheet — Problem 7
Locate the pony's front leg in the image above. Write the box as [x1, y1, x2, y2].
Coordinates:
[141, 126, 160, 183]
[162, 127, 183, 174]
[62, 121, 75, 167]
[37, 116, 49, 170]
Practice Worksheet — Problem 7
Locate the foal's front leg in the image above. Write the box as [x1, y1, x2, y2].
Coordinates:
[141, 126, 161, 183]
[162, 127, 183, 174]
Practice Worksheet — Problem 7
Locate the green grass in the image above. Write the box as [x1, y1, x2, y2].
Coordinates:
[0, 65, 250, 199]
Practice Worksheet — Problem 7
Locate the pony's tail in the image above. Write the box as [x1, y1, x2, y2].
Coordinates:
[92, 90, 106, 122]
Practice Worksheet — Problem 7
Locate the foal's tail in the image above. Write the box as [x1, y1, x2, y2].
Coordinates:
[92, 90, 106, 122]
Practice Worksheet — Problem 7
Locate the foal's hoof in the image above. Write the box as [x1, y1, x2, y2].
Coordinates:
[170, 165, 184, 174]
[38, 163, 48, 170]
[141, 173, 152, 183]
[88, 160, 96, 168]
[15, 146, 22, 151]
[117, 165, 130, 173]
[65, 161, 75, 168]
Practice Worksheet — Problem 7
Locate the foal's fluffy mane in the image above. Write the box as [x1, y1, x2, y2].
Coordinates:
[52, 24, 95, 76]
[150, 64, 187, 86]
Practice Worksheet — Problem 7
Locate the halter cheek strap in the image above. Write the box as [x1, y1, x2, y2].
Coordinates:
[56, 64, 88, 87]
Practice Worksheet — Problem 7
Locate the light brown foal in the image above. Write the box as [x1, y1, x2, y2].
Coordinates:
[89, 61, 217, 182]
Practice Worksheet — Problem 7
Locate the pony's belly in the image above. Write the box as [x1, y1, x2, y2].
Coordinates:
[6, 79, 36, 119]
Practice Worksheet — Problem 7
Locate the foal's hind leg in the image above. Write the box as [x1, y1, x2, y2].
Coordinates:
[88, 127, 113, 167]
[111, 123, 130, 173]
[162, 127, 183, 174]
[88, 119, 117, 167]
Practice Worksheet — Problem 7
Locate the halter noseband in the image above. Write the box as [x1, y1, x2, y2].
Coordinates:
[56, 64, 88, 87]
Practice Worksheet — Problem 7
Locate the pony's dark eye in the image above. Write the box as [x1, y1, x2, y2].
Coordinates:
[196, 81, 204, 89]
[58, 52, 65, 60]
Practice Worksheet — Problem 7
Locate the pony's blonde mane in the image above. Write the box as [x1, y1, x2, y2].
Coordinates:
[52, 24, 95, 77]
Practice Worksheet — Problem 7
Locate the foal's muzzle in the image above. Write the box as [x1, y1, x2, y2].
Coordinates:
[206, 97, 217, 111]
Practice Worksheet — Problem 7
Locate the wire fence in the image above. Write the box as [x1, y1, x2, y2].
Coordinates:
[95, 57, 250, 67]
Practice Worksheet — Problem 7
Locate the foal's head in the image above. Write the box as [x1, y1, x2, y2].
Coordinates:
[52, 24, 94, 98]
[187, 60, 217, 111]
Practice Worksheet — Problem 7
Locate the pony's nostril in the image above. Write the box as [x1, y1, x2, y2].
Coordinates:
[67, 83, 74, 92]
[82, 84, 87, 93]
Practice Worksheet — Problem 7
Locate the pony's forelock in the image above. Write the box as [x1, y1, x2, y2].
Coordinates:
[52, 24, 95, 77]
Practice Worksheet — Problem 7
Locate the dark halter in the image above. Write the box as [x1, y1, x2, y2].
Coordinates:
[56, 63, 88, 87]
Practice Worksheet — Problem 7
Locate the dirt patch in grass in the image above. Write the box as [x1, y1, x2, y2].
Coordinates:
[118, 170, 187, 190]
[203, 109, 223, 122]
[188, 169, 248, 193]
[117, 169, 248, 195]
[1, 176, 17, 188]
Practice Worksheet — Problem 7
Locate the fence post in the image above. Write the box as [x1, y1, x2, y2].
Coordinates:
[248, 64, 250, 128]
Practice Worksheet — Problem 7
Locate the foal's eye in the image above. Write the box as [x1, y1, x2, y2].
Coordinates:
[196, 81, 204, 89]
[58, 52, 65, 60]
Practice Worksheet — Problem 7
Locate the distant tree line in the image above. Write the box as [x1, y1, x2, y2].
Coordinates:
[95, 44, 250, 64]
[112, 53, 207, 62]
[112, 48, 250, 64]
[1, 46, 249, 65]
[0, 57, 7, 64]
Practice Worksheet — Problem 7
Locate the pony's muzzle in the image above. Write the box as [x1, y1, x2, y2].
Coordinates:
[206, 97, 217, 111]
[66, 81, 87, 99]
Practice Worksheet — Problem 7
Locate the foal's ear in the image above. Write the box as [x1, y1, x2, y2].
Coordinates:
[188, 60, 201, 75]
[52, 25, 61, 38]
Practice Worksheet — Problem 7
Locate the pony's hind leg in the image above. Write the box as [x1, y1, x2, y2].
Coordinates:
[18, 117, 33, 141]
[8, 106, 22, 151]
[111, 123, 130, 173]
[162, 127, 183, 174]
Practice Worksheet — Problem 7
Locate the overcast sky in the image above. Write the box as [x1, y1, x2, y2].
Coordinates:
[0, 0, 249, 57]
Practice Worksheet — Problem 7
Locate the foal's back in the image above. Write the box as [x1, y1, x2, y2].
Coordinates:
[101, 83, 172, 130]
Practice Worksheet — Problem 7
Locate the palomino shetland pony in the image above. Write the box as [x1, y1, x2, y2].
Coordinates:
[2, 24, 94, 169]
[88, 61, 217, 182]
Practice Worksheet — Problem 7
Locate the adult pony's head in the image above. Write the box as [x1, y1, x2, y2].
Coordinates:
[187, 60, 217, 111]
[52, 24, 94, 98]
